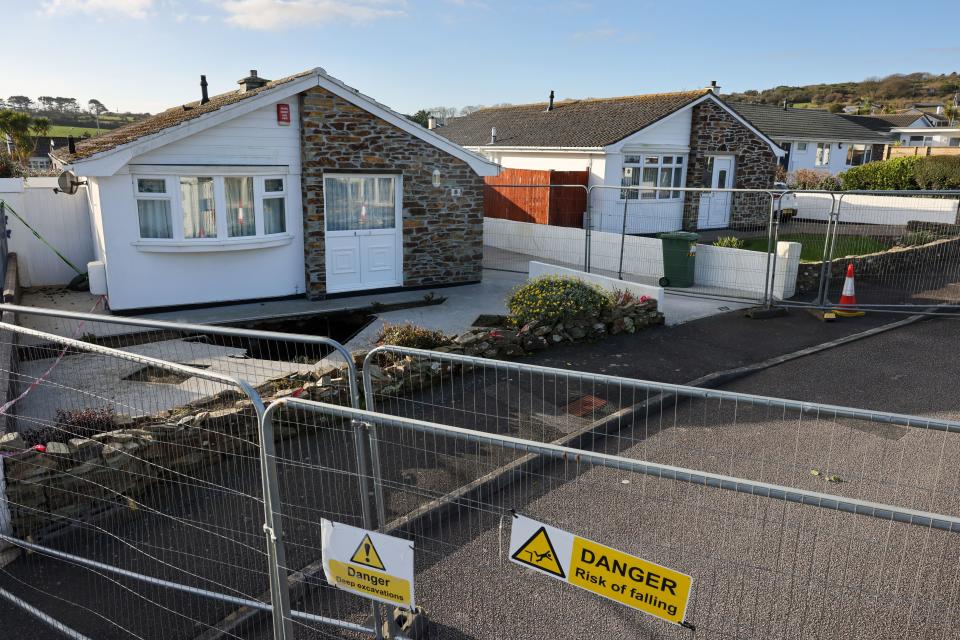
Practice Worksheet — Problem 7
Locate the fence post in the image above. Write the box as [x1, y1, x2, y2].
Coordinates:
[617, 196, 628, 280]
[816, 193, 844, 306]
[761, 193, 778, 307]
[583, 193, 591, 273]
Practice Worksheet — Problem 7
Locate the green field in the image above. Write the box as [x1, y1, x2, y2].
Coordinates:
[46, 125, 101, 137]
[739, 234, 891, 262]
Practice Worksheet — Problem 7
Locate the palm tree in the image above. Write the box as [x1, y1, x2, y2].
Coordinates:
[0, 110, 51, 164]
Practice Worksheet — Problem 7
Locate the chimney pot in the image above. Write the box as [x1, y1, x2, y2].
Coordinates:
[200, 75, 210, 105]
[490, 126, 497, 144]
[68, 136, 76, 154]
[238, 69, 270, 92]
[547, 90, 555, 111]
[427, 116, 437, 130]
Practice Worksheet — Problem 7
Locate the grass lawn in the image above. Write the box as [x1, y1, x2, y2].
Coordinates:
[46, 125, 101, 137]
[739, 234, 891, 262]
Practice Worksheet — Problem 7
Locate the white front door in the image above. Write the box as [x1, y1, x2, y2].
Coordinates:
[697, 156, 734, 229]
[324, 174, 402, 293]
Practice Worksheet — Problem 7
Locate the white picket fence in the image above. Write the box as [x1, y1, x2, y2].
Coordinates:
[0, 177, 94, 286]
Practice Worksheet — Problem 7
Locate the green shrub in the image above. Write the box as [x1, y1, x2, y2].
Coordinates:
[507, 276, 610, 327]
[787, 168, 833, 190]
[375, 323, 452, 349]
[0, 152, 24, 179]
[840, 156, 921, 190]
[712, 236, 744, 249]
[913, 156, 960, 190]
[897, 230, 937, 247]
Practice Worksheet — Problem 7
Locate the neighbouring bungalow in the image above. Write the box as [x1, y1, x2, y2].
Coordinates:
[436, 86, 784, 233]
[727, 103, 891, 176]
[51, 67, 497, 311]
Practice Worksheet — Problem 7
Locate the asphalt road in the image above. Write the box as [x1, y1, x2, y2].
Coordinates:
[3, 315, 959, 639]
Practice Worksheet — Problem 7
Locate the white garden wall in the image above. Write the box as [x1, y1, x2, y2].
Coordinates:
[794, 193, 960, 226]
[484, 218, 800, 300]
[0, 177, 95, 286]
[528, 261, 664, 307]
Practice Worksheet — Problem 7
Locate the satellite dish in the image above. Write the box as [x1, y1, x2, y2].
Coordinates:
[56, 170, 82, 195]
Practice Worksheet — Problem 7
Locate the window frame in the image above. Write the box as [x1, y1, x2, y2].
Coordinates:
[131, 173, 291, 245]
[620, 154, 686, 201]
[796, 142, 808, 152]
[815, 143, 831, 167]
[845, 144, 872, 167]
[322, 173, 403, 233]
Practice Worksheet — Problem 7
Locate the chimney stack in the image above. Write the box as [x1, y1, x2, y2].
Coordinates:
[67, 136, 76, 154]
[237, 69, 270, 92]
[547, 90, 555, 111]
[427, 116, 437, 130]
[490, 126, 497, 144]
[200, 75, 209, 105]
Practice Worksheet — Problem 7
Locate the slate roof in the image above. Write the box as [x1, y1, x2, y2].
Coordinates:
[841, 113, 928, 132]
[436, 90, 712, 148]
[727, 103, 891, 143]
[51, 69, 315, 163]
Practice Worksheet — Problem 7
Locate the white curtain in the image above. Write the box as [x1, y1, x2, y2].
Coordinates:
[181, 177, 216, 239]
[324, 176, 396, 231]
[136, 199, 172, 238]
[225, 177, 256, 237]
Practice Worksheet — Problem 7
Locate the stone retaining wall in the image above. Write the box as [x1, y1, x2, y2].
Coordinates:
[796, 237, 960, 295]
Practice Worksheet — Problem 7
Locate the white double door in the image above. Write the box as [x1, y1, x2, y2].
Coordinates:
[324, 174, 402, 293]
[697, 156, 734, 229]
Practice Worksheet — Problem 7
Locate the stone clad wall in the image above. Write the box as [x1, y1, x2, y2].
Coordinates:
[683, 99, 779, 230]
[299, 87, 485, 298]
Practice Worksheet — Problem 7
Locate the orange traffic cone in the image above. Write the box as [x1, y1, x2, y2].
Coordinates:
[835, 263, 865, 317]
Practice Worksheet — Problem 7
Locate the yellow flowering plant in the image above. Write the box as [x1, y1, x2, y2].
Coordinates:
[507, 276, 611, 328]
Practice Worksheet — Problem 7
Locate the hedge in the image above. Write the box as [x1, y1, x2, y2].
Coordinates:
[839, 155, 960, 191]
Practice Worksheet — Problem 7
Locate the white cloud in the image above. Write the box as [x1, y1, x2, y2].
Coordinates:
[40, 0, 156, 19]
[216, 0, 405, 30]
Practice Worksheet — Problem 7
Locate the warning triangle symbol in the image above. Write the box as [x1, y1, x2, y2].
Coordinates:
[350, 534, 387, 571]
[511, 526, 565, 579]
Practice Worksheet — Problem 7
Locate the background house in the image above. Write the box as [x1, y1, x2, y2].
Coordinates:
[728, 103, 890, 175]
[437, 89, 782, 233]
[52, 67, 496, 311]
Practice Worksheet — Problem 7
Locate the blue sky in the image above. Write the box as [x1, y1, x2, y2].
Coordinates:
[3, 0, 958, 116]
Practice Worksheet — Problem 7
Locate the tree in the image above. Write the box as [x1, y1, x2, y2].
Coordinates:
[408, 109, 431, 127]
[88, 99, 109, 133]
[37, 96, 57, 111]
[7, 96, 33, 111]
[0, 110, 51, 164]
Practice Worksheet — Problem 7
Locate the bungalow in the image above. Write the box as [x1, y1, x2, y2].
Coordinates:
[51, 67, 497, 311]
[727, 103, 891, 176]
[437, 88, 784, 233]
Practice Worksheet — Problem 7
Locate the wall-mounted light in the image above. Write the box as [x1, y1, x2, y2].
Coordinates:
[432, 169, 442, 188]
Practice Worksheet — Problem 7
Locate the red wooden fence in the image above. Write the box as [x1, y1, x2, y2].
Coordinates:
[484, 168, 589, 228]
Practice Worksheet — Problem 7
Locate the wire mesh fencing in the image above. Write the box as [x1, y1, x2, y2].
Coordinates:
[783, 190, 960, 311]
[0, 321, 287, 640]
[269, 397, 960, 640]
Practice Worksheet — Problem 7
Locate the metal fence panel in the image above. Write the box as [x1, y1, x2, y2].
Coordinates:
[269, 397, 960, 640]
[0, 322, 290, 640]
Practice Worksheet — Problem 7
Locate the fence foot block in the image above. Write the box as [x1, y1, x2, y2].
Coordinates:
[745, 306, 788, 320]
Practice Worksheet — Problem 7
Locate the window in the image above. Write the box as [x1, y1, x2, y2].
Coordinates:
[263, 178, 287, 234]
[949, 138, 960, 147]
[815, 143, 831, 166]
[180, 177, 217, 239]
[796, 142, 808, 152]
[846, 144, 872, 166]
[324, 175, 397, 231]
[621, 155, 684, 200]
[135, 178, 173, 239]
[133, 175, 289, 242]
[225, 177, 256, 237]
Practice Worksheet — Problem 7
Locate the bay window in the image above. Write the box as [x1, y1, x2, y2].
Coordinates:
[621, 154, 685, 200]
[133, 174, 290, 244]
[135, 178, 173, 239]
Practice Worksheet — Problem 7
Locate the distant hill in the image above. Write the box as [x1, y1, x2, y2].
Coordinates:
[726, 72, 960, 115]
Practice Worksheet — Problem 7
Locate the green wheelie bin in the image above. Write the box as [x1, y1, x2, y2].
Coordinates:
[658, 231, 699, 288]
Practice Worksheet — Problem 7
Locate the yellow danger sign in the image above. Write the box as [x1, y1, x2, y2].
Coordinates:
[509, 515, 692, 626]
[350, 534, 386, 571]
[321, 519, 416, 609]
